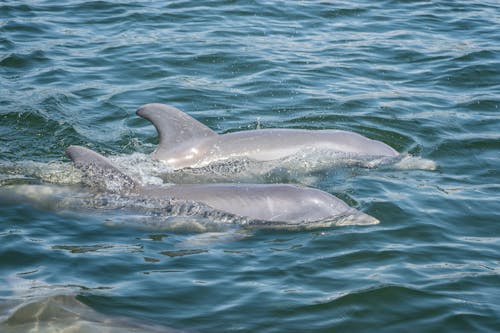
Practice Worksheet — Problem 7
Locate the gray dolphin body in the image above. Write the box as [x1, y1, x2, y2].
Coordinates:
[0, 277, 182, 333]
[0, 294, 180, 333]
[66, 146, 378, 228]
[136, 103, 399, 170]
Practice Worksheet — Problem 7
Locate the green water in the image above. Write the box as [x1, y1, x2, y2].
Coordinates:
[1, 1, 499, 332]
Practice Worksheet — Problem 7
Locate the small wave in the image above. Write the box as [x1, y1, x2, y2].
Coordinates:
[0, 49, 51, 70]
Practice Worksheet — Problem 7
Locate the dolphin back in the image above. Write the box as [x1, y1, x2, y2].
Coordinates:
[66, 145, 138, 193]
[136, 103, 217, 157]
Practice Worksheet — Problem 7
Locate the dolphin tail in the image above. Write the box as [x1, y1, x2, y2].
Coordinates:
[136, 103, 217, 156]
[66, 145, 138, 193]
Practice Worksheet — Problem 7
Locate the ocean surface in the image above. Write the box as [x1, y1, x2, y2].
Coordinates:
[1, 0, 499, 332]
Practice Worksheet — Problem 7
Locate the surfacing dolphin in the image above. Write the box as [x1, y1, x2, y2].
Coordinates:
[136, 103, 399, 170]
[66, 145, 379, 228]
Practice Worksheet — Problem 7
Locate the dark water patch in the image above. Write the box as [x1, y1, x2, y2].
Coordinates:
[266, 285, 465, 332]
[52, 243, 143, 255]
[30, 68, 73, 86]
[0, 19, 50, 35]
[0, 105, 82, 160]
[160, 249, 209, 258]
[0, 50, 51, 71]
[0, 3, 36, 18]
[455, 98, 500, 112]
[0, 37, 15, 53]
[439, 64, 500, 89]
[430, 137, 500, 165]
[317, 6, 368, 19]
[0, 246, 48, 271]
[453, 49, 499, 64]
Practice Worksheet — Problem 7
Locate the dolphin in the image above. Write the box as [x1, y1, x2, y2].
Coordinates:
[136, 103, 399, 170]
[66, 145, 379, 228]
[0, 276, 183, 333]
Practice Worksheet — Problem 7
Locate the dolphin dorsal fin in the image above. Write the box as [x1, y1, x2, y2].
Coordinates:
[66, 145, 138, 193]
[136, 103, 217, 151]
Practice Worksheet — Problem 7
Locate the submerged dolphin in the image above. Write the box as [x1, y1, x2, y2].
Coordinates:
[0, 277, 182, 333]
[136, 103, 399, 170]
[66, 146, 379, 228]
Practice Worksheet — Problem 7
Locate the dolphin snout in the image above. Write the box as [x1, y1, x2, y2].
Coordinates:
[338, 211, 380, 226]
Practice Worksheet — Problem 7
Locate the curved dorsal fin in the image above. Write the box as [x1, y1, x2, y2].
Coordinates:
[66, 145, 138, 192]
[136, 103, 217, 151]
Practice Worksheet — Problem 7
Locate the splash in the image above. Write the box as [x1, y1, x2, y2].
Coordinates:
[0, 160, 82, 185]
[108, 152, 170, 185]
[154, 149, 405, 184]
[392, 154, 437, 171]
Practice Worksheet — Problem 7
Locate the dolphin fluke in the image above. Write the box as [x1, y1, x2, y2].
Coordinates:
[66, 145, 138, 193]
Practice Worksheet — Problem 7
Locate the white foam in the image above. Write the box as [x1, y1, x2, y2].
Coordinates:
[109, 152, 171, 185]
[393, 154, 437, 171]
[177, 230, 250, 248]
[0, 160, 82, 185]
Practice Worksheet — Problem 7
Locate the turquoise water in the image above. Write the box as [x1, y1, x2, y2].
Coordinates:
[1, 1, 499, 332]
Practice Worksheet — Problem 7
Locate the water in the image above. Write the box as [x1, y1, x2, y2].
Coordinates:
[1, 0, 499, 332]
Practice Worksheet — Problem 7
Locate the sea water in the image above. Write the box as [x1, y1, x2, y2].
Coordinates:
[0, 1, 499, 332]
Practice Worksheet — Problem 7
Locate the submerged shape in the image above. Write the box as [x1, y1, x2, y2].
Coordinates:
[66, 145, 379, 228]
[136, 103, 399, 170]
[0, 295, 180, 333]
[0, 277, 182, 333]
